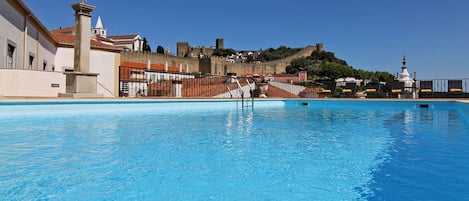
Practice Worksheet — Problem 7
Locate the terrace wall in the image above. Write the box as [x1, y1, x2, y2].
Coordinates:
[0, 69, 65, 97]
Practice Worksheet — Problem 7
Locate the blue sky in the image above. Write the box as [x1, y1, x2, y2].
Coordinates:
[23, 0, 469, 79]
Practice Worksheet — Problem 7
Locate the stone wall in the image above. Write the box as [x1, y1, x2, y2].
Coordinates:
[204, 45, 317, 76]
[0, 69, 65, 97]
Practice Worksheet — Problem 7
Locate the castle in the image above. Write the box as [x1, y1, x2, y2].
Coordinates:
[176, 38, 225, 58]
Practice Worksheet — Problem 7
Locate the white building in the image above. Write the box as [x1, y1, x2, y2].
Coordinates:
[0, 0, 64, 97]
[0, 0, 124, 97]
[92, 16, 143, 52]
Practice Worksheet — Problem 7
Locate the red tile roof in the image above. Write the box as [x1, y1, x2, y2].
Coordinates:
[51, 28, 124, 52]
[52, 27, 74, 34]
[107, 34, 139, 40]
[120, 61, 184, 73]
[301, 87, 322, 93]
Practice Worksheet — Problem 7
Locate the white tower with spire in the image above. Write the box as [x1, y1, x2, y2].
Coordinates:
[398, 55, 416, 98]
[92, 16, 106, 37]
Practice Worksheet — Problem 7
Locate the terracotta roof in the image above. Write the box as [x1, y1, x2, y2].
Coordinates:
[51, 27, 74, 35]
[120, 61, 184, 73]
[119, 61, 188, 82]
[273, 74, 297, 77]
[95, 35, 113, 43]
[112, 40, 137, 45]
[266, 85, 301, 98]
[301, 87, 322, 93]
[51, 31, 123, 52]
[107, 34, 140, 40]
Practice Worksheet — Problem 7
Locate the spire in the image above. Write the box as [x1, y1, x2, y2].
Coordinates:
[402, 55, 407, 69]
[92, 16, 106, 37]
[399, 55, 412, 82]
[95, 16, 103, 29]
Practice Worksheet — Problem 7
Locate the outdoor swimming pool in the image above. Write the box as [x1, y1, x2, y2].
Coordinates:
[0, 100, 468, 200]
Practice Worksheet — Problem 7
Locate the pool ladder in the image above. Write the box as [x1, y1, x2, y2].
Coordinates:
[225, 76, 254, 108]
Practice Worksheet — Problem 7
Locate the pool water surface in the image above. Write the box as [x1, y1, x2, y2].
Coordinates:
[0, 100, 468, 200]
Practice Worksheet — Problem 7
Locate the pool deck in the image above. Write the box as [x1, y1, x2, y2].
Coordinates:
[0, 96, 468, 104]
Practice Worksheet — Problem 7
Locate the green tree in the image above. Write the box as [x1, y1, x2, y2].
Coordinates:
[353, 69, 369, 80]
[258, 46, 301, 62]
[286, 57, 314, 74]
[142, 37, 151, 52]
[310, 51, 347, 65]
[318, 62, 354, 79]
[246, 55, 254, 63]
[212, 48, 236, 57]
[156, 45, 165, 54]
[286, 65, 299, 74]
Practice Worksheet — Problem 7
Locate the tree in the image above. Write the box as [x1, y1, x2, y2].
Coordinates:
[258, 46, 301, 62]
[142, 37, 151, 52]
[353, 69, 369, 80]
[317, 62, 354, 79]
[310, 51, 347, 65]
[286, 57, 314, 74]
[156, 45, 165, 54]
[212, 48, 236, 57]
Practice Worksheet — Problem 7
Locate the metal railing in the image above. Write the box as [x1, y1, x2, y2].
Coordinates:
[119, 66, 469, 99]
[417, 78, 469, 98]
[119, 66, 240, 98]
[225, 76, 255, 107]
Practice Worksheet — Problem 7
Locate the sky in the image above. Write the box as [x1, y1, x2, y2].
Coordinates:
[23, 0, 469, 79]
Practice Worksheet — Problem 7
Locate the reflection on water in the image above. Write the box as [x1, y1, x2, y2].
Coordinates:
[371, 107, 469, 200]
[1, 101, 467, 200]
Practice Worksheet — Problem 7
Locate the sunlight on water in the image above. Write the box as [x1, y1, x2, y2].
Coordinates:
[0, 100, 467, 200]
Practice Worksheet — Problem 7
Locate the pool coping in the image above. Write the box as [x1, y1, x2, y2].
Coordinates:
[0, 97, 468, 104]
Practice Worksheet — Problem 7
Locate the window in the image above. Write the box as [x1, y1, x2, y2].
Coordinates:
[43, 60, 47, 71]
[7, 43, 15, 68]
[28, 54, 34, 70]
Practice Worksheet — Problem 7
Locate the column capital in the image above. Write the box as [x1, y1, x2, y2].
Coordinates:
[71, 2, 95, 17]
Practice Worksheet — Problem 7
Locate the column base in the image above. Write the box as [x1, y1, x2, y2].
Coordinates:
[59, 72, 103, 98]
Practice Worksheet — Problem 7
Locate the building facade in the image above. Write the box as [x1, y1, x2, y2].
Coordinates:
[0, 0, 64, 97]
[0, 0, 125, 97]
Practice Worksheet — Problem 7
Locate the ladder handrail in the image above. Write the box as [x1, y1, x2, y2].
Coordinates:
[225, 76, 255, 107]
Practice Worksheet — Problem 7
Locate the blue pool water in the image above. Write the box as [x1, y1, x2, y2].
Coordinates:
[0, 100, 468, 200]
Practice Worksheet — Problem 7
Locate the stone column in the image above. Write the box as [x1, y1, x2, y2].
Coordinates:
[59, 1, 103, 98]
[72, 2, 94, 73]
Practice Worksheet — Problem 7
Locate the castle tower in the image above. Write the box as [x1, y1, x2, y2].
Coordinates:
[92, 16, 107, 37]
[316, 43, 324, 52]
[177, 42, 190, 57]
[216, 38, 224, 49]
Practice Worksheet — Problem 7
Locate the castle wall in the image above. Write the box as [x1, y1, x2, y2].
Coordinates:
[208, 45, 317, 76]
